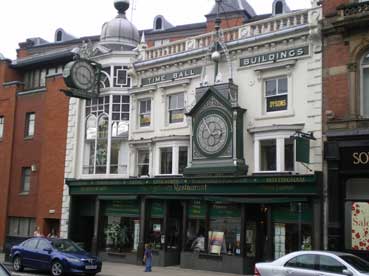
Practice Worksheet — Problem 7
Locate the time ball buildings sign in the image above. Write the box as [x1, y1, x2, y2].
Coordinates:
[142, 67, 202, 86]
[240, 46, 309, 67]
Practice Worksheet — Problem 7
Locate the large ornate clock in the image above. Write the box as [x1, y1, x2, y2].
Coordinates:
[195, 110, 231, 156]
[184, 82, 248, 176]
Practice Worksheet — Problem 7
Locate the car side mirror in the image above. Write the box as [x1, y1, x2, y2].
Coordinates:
[342, 269, 353, 276]
[43, 248, 52, 253]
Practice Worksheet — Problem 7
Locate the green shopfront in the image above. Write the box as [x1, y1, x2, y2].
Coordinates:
[66, 173, 322, 275]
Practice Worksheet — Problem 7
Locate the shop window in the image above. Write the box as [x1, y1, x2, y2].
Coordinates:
[148, 201, 164, 250]
[8, 217, 35, 237]
[113, 66, 131, 88]
[21, 167, 31, 193]
[25, 112, 35, 138]
[178, 146, 188, 174]
[103, 200, 140, 253]
[265, 76, 288, 113]
[160, 147, 172, 174]
[208, 203, 241, 255]
[139, 99, 151, 127]
[361, 53, 369, 117]
[83, 96, 129, 175]
[168, 93, 185, 124]
[0, 116, 4, 139]
[137, 149, 150, 176]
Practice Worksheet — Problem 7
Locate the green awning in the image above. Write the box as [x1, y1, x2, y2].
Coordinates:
[204, 197, 308, 204]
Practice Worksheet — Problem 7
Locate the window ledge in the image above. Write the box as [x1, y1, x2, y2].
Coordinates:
[18, 192, 29, 196]
[160, 123, 188, 131]
[255, 110, 295, 121]
[17, 87, 46, 96]
[24, 136, 34, 141]
[132, 128, 155, 134]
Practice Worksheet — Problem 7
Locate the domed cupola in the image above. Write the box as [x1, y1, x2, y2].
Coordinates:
[100, 0, 140, 50]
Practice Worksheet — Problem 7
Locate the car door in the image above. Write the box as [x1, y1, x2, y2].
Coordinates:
[34, 239, 53, 270]
[317, 255, 351, 276]
[284, 254, 319, 276]
[21, 238, 39, 268]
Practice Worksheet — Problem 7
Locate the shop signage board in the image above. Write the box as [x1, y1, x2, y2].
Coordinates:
[267, 95, 288, 112]
[141, 67, 202, 86]
[240, 46, 309, 67]
[208, 231, 224, 255]
[104, 200, 140, 217]
[209, 203, 241, 218]
[188, 200, 206, 219]
[341, 147, 369, 171]
[150, 201, 164, 218]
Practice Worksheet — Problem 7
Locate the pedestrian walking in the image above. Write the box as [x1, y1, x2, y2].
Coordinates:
[143, 243, 152, 272]
[33, 226, 42, 237]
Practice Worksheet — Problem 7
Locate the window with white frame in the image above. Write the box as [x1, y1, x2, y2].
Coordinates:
[255, 134, 295, 172]
[265, 76, 288, 113]
[0, 116, 4, 139]
[156, 144, 189, 175]
[178, 146, 188, 174]
[21, 167, 31, 193]
[25, 112, 35, 138]
[168, 93, 185, 124]
[160, 147, 173, 174]
[137, 149, 150, 176]
[99, 67, 111, 89]
[83, 95, 129, 175]
[139, 99, 151, 127]
[361, 52, 369, 117]
[113, 66, 131, 88]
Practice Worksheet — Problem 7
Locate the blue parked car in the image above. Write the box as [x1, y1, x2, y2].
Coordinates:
[10, 237, 102, 276]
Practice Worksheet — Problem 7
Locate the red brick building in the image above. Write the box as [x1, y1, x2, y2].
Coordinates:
[322, 0, 369, 256]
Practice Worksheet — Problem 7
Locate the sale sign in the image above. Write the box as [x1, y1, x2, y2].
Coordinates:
[352, 202, 369, 250]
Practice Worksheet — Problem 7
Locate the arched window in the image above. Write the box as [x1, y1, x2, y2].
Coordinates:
[275, 1, 283, 14]
[155, 17, 162, 30]
[56, 31, 63, 42]
[361, 52, 369, 117]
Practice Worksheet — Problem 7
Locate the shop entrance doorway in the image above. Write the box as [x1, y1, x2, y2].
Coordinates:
[166, 200, 183, 265]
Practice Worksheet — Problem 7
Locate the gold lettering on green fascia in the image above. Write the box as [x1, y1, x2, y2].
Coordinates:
[265, 177, 306, 183]
[80, 186, 108, 192]
[353, 152, 369, 165]
[173, 184, 207, 193]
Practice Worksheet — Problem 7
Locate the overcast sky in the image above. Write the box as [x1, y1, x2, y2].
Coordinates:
[0, 0, 311, 60]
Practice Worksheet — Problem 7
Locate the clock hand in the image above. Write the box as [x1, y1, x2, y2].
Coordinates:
[202, 119, 212, 135]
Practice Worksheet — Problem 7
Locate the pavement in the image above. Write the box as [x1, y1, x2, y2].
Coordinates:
[1, 253, 245, 276]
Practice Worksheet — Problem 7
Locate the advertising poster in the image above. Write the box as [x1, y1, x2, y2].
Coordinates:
[352, 202, 369, 250]
[208, 231, 224, 255]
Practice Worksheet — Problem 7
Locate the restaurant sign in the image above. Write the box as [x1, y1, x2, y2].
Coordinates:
[141, 67, 202, 86]
[240, 46, 309, 67]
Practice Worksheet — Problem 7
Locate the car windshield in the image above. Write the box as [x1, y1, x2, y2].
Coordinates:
[51, 239, 84, 253]
[341, 255, 369, 273]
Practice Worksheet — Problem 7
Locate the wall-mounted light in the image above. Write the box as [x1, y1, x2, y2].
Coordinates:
[31, 164, 37, 172]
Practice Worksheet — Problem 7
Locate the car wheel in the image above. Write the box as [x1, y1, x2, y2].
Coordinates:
[13, 255, 24, 272]
[50, 260, 64, 276]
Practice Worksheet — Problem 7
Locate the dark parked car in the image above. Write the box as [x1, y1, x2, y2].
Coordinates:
[0, 263, 11, 276]
[10, 237, 102, 276]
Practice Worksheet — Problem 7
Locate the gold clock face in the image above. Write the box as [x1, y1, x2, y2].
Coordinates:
[196, 113, 229, 155]
[71, 60, 96, 90]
